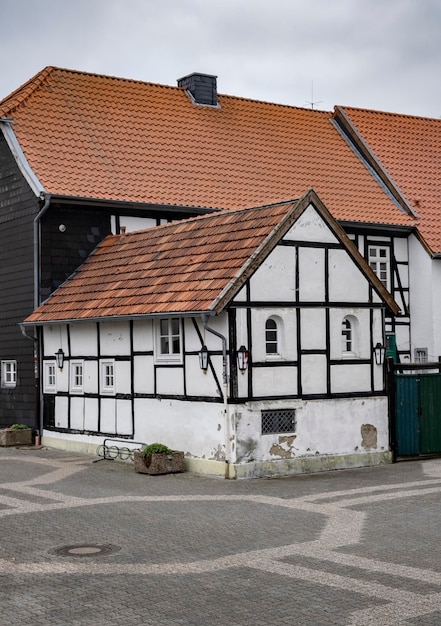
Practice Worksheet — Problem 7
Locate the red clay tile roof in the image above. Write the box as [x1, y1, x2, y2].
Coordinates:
[337, 106, 441, 254]
[0, 67, 412, 229]
[24, 189, 399, 324]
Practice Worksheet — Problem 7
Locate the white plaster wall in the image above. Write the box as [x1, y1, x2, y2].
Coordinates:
[133, 355, 154, 394]
[114, 360, 131, 395]
[70, 396, 84, 431]
[331, 363, 371, 393]
[393, 237, 408, 263]
[301, 354, 327, 394]
[156, 367, 184, 395]
[84, 398, 99, 431]
[134, 398, 226, 460]
[133, 320, 153, 351]
[408, 234, 434, 357]
[329, 308, 371, 360]
[253, 366, 297, 396]
[100, 322, 131, 356]
[328, 249, 370, 302]
[235, 396, 389, 463]
[300, 308, 326, 350]
[116, 399, 132, 434]
[251, 309, 297, 362]
[298, 247, 325, 301]
[54, 396, 69, 429]
[100, 398, 116, 433]
[185, 355, 223, 397]
[284, 204, 339, 243]
[70, 323, 97, 356]
[249, 246, 295, 301]
[43, 325, 69, 357]
[84, 361, 98, 394]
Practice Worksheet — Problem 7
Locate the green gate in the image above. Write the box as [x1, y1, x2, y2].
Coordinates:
[393, 362, 441, 457]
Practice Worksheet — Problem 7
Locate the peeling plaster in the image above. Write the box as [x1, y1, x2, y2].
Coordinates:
[361, 423, 377, 450]
[269, 435, 297, 459]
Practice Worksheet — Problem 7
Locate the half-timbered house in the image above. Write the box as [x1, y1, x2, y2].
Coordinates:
[23, 190, 399, 477]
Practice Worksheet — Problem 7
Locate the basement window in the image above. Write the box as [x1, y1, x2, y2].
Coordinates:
[262, 409, 296, 434]
[1, 360, 16, 388]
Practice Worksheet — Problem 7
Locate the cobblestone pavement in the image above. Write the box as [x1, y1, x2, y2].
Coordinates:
[1, 447, 441, 625]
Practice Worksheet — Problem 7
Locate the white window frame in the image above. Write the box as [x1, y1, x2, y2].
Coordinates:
[368, 245, 391, 292]
[265, 318, 279, 356]
[155, 318, 183, 363]
[341, 316, 358, 359]
[1, 360, 16, 388]
[70, 361, 84, 394]
[101, 360, 116, 395]
[44, 361, 57, 393]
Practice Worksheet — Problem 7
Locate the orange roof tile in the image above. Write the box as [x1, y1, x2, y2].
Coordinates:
[24, 189, 399, 324]
[338, 106, 441, 254]
[0, 67, 412, 229]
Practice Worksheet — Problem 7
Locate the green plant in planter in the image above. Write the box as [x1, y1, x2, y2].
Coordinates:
[8, 424, 30, 430]
[140, 443, 172, 458]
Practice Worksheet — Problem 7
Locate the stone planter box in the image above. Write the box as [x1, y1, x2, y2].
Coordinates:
[133, 450, 185, 475]
[0, 428, 33, 447]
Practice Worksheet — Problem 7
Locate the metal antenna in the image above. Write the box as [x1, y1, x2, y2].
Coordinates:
[305, 80, 323, 110]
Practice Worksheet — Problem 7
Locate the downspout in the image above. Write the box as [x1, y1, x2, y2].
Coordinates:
[201, 314, 233, 477]
[34, 193, 51, 308]
[32, 193, 51, 440]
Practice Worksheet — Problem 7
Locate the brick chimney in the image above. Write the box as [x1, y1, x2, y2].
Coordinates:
[177, 72, 218, 107]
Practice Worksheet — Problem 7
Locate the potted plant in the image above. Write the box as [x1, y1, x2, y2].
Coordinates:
[133, 442, 185, 475]
[0, 424, 33, 447]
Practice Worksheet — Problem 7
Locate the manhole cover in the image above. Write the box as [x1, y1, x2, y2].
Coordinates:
[52, 544, 120, 557]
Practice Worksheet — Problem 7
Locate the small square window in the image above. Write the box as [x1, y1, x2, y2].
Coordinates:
[70, 361, 84, 393]
[155, 318, 182, 363]
[368, 245, 391, 291]
[262, 409, 296, 434]
[415, 348, 428, 363]
[44, 362, 56, 393]
[1, 361, 16, 388]
[101, 361, 115, 394]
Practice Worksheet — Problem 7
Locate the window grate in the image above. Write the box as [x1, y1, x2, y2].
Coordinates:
[262, 409, 296, 434]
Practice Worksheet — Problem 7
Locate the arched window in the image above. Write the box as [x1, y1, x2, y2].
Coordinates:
[342, 318, 353, 353]
[341, 315, 359, 357]
[265, 318, 278, 354]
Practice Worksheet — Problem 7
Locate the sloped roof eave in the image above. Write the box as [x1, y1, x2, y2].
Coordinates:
[22, 309, 218, 327]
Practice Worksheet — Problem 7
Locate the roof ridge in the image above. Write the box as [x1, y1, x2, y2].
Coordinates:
[0, 66, 55, 116]
[338, 104, 441, 123]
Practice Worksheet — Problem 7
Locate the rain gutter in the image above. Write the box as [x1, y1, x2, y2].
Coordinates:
[201, 313, 233, 476]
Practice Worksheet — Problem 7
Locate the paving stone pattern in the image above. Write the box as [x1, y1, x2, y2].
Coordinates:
[1, 448, 441, 625]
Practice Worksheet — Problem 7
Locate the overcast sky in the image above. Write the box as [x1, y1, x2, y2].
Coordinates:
[1, 0, 440, 118]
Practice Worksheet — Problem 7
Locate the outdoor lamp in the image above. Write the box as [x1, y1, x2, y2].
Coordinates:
[198, 345, 209, 372]
[55, 348, 65, 370]
[373, 342, 385, 366]
[237, 345, 249, 372]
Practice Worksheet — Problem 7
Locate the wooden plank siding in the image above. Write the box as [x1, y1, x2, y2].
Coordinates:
[0, 134, 39, 427]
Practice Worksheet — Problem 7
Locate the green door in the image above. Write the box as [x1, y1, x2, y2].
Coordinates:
[395, 374, 419, 456]
[419, 374, 441, 454]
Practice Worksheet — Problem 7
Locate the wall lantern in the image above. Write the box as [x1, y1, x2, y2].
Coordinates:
[198, 345, 209, 372]
[373, 342, 386, 366]
[237, 345, 249, 372]
[55, 348, 65, 370]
